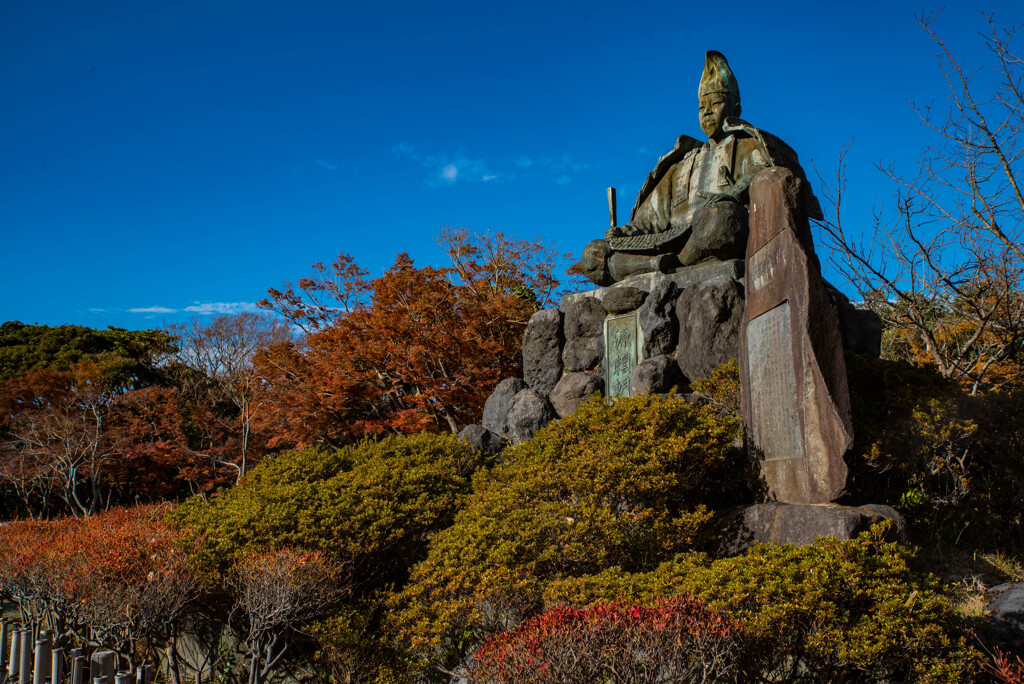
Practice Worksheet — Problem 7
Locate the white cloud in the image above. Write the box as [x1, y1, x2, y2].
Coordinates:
[392, 142, 499, 185]
[315, 159, 339, 172]
[183, 302, 261, 315]
[88, 308, 105, 313]
[390, 142, 590, 186]
[129, 306, 176, 314]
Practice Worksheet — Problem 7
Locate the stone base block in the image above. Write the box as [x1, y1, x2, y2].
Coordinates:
[716, 502, 907, 557]
[558, 259, 744, 313]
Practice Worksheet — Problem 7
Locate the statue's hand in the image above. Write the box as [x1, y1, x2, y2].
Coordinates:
[605, 225, 627, 240]
[697, 190, 739, 207]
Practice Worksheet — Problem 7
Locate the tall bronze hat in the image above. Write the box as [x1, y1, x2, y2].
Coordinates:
[698, 51, 740, 103]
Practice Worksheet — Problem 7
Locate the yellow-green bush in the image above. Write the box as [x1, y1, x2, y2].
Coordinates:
[390, 393, 741, 672]
[547, 526, 981, 683]
[171, 432, 482, 585]
[171, 432, 485, 682]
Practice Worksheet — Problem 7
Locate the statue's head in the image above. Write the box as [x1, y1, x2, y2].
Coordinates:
[698, 51, 741, 140]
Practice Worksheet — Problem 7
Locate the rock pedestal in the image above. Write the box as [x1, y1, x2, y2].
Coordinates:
[739, 168, 852, 504]
[716, 502, 907, 557]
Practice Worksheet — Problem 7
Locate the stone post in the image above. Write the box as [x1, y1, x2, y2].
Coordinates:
[90, 652, 116, 683]
[8, 627, 20, 678]
[739, 167, 852, 503]
[0, 618, 8, 670]
[70, 654, 84, 684]
[19, 629, 32, 684]
[33, 638, 51, 684]
[51, 648, 64, 684]
[115, 673, 131, 684]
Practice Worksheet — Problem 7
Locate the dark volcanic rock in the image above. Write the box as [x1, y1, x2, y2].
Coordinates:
[639, 280, 679, 358]
[457, 424, 503, 458]
[717, 503, 907, 557]
[482, 378, 528, 437]
[986, 583, 1024, 643]
[522, 308, 564, 393]
[507, 388, 557, 444]
[630, 354, 686, 395]
[676, 276, 744, 380]
[562, 297, 605, 372]
[826, 282, 882, 357]
[549, 372, 604, 418]
[602, 287, 648, 314]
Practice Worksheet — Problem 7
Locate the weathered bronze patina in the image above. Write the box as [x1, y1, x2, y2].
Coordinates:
[581, 51, 822, 286]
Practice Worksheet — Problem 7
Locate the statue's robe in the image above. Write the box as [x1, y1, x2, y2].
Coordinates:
[610, 118, 821, 253]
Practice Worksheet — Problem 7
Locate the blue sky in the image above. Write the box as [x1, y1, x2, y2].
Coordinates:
[3, 0, 1023, 329]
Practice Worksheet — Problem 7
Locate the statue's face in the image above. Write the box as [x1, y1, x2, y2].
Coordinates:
[698, 92, 731, 140]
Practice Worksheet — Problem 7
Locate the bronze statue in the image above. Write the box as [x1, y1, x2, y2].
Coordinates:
[581, 51, 822, 286]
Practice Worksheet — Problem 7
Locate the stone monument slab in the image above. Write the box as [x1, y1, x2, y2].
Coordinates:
[604, 312, 643, 398]
[739, 167, 852, 504]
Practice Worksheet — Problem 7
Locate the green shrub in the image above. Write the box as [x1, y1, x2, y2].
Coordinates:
[547, 526, 981, 683]
[690, 357, 741, 414]
[171, 433, 483, 682]
[171, 432, 482, 586]
[844, 354, 1024, 550]
[390, 394, 741, 672]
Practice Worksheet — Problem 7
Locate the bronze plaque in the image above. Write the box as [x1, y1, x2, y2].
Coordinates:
[604, 313, 642, 398]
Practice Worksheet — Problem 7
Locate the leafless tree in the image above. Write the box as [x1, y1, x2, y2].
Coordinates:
[167, 313, 290, 480]
[227, 549, 344, 684]
[816, 12, 1024, 394]
[0, 368, 125, 517]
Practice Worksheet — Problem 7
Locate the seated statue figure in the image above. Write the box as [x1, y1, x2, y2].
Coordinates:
[581, 51, 822, 286]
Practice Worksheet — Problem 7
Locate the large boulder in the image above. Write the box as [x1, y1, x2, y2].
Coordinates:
[549, 372, 603, 418]
[523, 309, 564, 393]
[985, 582, 1024, 644]
[639, 280, 679, 358]
[482, 378, 528, 437]
[602, 286, 648, 314]
[630, 354, 686, 395]
[676, 276, 744, 380]
[562, 297, 605, 372]
[826, 283, 882, 357]
[507, 389, 557, 444]
[716, 503, 907, 557]
[457, 424, 503, 459]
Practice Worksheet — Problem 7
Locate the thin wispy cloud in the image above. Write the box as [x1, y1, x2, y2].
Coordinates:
[129, 306, 176, 314]
[125, 302, 262, 316]
[392, 143, 591, 186]
[184, 302, 261, 315]
[391, 142, 499, 186]
[315, 159, 339, 172]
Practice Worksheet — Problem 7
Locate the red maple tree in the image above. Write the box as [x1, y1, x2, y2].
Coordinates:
[255, 229, 569, 447]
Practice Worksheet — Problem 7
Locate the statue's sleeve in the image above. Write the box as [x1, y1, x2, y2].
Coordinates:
[621, 164, 677, 235]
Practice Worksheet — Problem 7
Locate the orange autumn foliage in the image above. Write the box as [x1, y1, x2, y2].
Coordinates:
[256, 229, 569, 447]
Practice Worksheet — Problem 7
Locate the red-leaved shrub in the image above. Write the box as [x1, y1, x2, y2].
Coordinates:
[467, 596, 751, 684]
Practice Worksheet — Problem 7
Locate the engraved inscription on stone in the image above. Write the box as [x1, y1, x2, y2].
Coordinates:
[605, 313, 642, 399]
[748, 235, 787, 294]
[746, 302, 803, 462]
